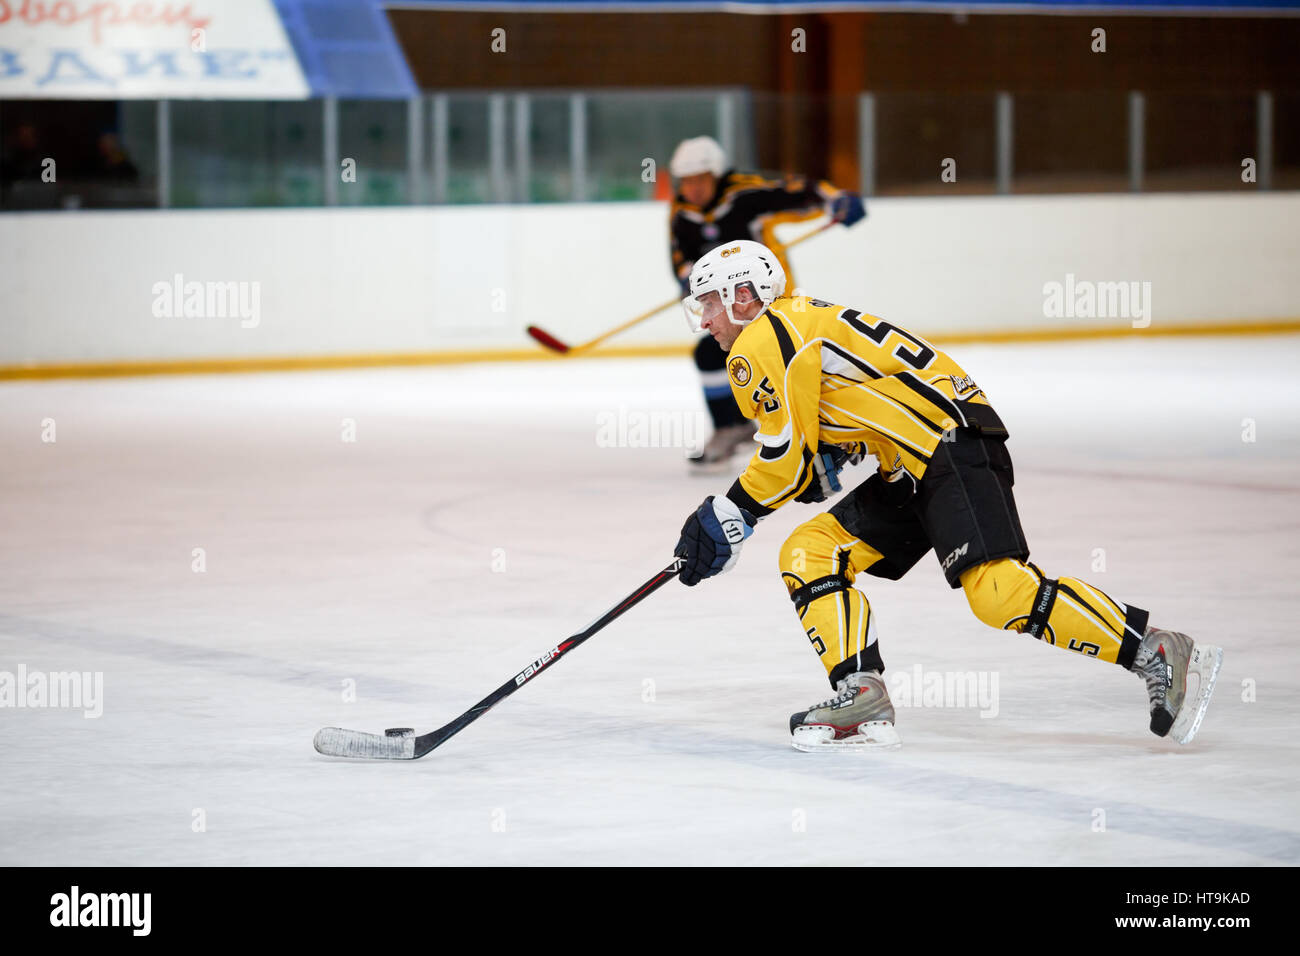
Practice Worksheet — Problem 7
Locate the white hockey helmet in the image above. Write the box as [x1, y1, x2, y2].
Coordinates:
[670, 136, 727, 179]
[682, 239, 787, 332]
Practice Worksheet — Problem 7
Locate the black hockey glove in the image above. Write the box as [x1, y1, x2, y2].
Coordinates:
[795, 444, 853, 504]
[840, 442, 868, 466]
[675, 495, 756, 587]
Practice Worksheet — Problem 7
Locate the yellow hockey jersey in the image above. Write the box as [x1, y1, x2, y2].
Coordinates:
[724, 296, 1005, 518]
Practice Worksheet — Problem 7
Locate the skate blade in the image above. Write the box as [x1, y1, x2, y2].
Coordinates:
[1172, 644, 1224, 745]
[791, 721, 901, 752]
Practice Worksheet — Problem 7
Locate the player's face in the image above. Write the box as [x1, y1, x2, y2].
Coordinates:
[679, 172, 717, 206]
[698, 283, 763, 351]
[700, 312, 741, 350]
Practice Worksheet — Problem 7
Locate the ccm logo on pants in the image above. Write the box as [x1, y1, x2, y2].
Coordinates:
[942, 542, 970, 570]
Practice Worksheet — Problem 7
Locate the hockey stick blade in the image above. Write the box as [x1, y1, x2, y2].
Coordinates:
[313, 722, 464, 760]
[525, 324, 571, 353]
[314, 558, 683, 761]
[314, 727, 417, 760]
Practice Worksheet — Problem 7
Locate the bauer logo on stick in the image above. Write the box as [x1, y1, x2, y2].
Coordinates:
[515, 645, 562, 685]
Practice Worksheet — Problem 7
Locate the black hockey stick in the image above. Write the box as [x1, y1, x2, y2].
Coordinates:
[313, 557, 684, 760]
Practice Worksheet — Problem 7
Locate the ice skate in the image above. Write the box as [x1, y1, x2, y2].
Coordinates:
[687, 422, 756, 473]
[789, 671, 901, 751]
[1132, 626, 1223, 744]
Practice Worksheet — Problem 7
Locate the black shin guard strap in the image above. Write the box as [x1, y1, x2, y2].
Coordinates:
[1118, 605, 1151, 670]
[1025, 576, 1059, 639]
[790, 574, 851, 613]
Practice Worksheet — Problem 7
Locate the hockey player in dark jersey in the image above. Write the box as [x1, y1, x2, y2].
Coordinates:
[668, 136, 865, 470]
[671, 240, 1224, 751]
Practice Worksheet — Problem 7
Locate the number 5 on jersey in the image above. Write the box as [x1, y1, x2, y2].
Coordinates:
[751, 376, 780, 414]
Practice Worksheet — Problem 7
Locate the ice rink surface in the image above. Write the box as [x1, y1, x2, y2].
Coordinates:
[2, 335, 1299, 866]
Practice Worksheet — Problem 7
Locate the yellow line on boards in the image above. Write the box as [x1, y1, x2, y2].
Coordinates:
[3, 320, 1299, 381]
[0, 344, 694, 381]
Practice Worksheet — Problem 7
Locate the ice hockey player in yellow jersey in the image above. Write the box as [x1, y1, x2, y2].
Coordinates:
[671, 240, 1224, 751]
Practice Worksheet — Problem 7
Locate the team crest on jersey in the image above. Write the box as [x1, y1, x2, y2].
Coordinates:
[728, 356, 752, 386]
